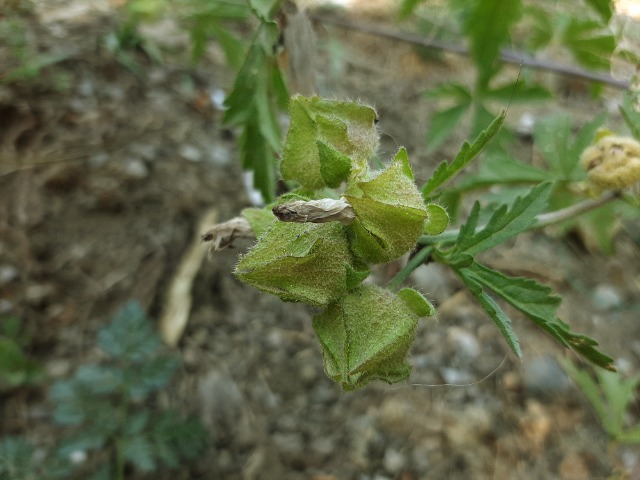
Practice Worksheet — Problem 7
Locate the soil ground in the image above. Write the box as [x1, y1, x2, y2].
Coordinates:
[1, 2, 640, 479]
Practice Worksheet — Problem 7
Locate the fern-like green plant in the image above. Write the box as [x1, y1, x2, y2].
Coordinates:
[48, 301, 207, 480]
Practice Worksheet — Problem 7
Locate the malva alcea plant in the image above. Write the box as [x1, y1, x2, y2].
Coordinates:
[204, 94, 616, 391]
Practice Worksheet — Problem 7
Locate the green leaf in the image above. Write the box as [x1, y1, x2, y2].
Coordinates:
[453, 183, 551, 256]
[421, 111, 505, 198]
[454, 268, 522, 358]
[456, 262, 614, 370]
[426, 102, 471, 153]
[584, 0, 613, 22]
[463, 0, 522, 87]
[620, 93, 640, 140]
[223, 21, 285, 202]
[184, 1, 250, 67]
[562, 18, 615, 70]
[250, 0, 282, 20]
[424, 83, 472, 102]
[151, 412, 208, 467]
[75, 364, 125, 395]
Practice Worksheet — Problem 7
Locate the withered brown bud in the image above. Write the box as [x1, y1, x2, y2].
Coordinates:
[201, 217, 254, 251]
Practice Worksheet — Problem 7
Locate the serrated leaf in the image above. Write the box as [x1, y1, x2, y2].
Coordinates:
[453, 183, 551, 255]
[250, 0, 281, 20]
[455, 268, 522, 358]
[151, 411, 208, 466]
[98, 301, 160, 362]
[422, 111, 505, 198]
[458, 262, 614, 370]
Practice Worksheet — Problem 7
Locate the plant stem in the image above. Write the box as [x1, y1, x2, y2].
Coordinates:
[388, 246, 434, 291]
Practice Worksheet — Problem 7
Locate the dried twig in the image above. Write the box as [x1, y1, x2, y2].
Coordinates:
[160, 207, 218, 346]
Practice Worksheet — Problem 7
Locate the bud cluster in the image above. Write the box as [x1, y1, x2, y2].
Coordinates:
[205, 96, 440, 390]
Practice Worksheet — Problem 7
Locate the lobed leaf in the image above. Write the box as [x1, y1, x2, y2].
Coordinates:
[456, 262, 614, 370]
[463, 0, 522, 88]
[223, 21, 285, 203]
[453, 183, 551, 256]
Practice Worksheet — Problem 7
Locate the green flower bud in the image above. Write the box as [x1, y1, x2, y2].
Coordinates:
[234, 221, 366, 306]
[345, 148, 428, 264]
[281, 95, 379, 190]
[313, 284, 432, 391]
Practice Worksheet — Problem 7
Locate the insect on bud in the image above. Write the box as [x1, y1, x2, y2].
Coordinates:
[272, 198, 356, 224]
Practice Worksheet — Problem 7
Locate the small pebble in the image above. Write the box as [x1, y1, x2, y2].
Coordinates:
[179, 144, 202, 162]
[522, 356, 571, 399]
[592, 283, 623, 311]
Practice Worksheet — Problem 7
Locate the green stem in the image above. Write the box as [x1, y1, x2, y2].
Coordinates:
[115, 437, 125, 480]
[388, 246, 434, 291]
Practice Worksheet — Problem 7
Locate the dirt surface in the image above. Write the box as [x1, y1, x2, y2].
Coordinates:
[1, 2, 640, 480]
